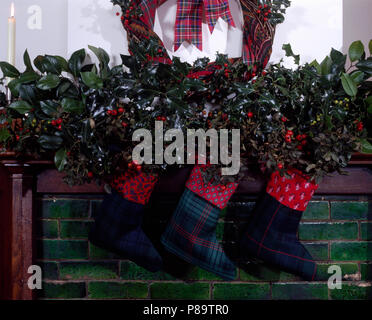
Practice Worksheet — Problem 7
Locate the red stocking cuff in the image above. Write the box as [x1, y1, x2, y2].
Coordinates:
[111, 171, 158, 205]
[266, 168, 318, 212]
[186, 165, 238, 210]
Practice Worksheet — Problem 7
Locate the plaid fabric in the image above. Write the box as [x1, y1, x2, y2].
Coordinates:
[174, 0, 235, 51]
[138, 0, 168, 29]
[161, 188, 236, 280]
[89, 191, 163, 272]
[240, 193, 317, 281]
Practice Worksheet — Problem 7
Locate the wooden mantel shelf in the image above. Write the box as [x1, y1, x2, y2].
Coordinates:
[0, 153, 372, 300]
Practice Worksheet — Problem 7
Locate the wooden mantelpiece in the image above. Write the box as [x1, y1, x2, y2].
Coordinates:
[0, 153, 372, 300]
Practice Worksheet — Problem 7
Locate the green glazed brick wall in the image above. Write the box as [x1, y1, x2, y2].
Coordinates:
[35, 194, 372, 300]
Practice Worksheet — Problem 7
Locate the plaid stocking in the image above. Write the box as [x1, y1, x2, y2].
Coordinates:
[89, 171, 163, 272]
[161, 165, 238, 280]
[240, 168, 319, 280]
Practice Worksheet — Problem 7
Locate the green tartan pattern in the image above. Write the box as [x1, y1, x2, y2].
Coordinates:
[161, 189, 237, 280]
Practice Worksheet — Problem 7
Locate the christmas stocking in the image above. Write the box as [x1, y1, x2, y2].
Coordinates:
[89, 171, 163, 272]
[240, 168, 319, 280]
[161, 165, 238, 280]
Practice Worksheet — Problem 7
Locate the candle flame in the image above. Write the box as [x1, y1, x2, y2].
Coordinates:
[11, 3, 15, 17]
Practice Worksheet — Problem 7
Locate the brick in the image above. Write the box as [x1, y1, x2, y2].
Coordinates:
[38, 261, 59, 280]
[120, 261, 175, 280]
[302, 202, 329, 220]
[39, 282, 86, 299]
[88, 282, 148, 299]
[41, 199, 89, 218]
[330, 283, 372, 300]
[272, 283, 328, 300]
[361, 264, 372, 281]
[303, 242, 329, 260]
[150, 283, 209, 300]
[89, 244, 121, 260]
[60, 262, 118, 280]
[316, 263, 359, 281]
[331, 202, 369, 220]
[37, 220, 59, 238]
[299, 222, 358, 240]
[361, 222, 372, 241]
[331, 242, 372, 261]
[37, 240, 88, 259]
[239, 264, 298, 282]
[213, 284, 270, 300]
[60, 221, 92, 239]
[185, 267, 228, 281]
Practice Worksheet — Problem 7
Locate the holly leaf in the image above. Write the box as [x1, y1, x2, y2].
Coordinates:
[37, 74, 60, 90]
[38, 135, 63, 150]
[81, 71, 103, 89]
[282, 44, 300, 65]
[40, 100, 59, 117]
[61, 97, 85, 114]
[54, 148, 67, 171]
[23, 50, 34, 72]
[68, 49, 86, 77]
[360, 139, 372, 154]
[8, 100, 33, 114]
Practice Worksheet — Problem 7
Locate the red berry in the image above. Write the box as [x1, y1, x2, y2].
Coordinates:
[252, 72, 256, 77]
[262, 71, 267, 76]
[264, 12, 269, 16]
[116, 12, 120, 16]
[264, 17, 268, 22]
[16, 135, 20, 141]
[215, 88, 220, 93]
[285, 135, 292, 143]
[264, 4, 268, 8]
[118, 107, 124, 114]
[278, 163, 283, 169]
[301, 140, 308, 146]
[224, 63, 228, 67]
[281, 116, 288, 122]
[58, 125, 62, 130]
[121, 16, 124, 20]
[247, 112, 254, 118]
[107, 110, 112, 116]
[296, 135, 302, 141]
[88, 172, 93, 178]
[122, 121, 128, 127]
[357, 122, 364, 131]
[111, 110, 118, 116]
[57, 118, 63, 125]
[286, 130, 294, 136]
[136, 165, 142, 171]
[257, 10, 261, 14]
[51, 120, 56, 126]
[297, 145, 303, 151]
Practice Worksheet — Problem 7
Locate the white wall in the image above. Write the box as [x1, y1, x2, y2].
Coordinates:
[0, 0, 371, 73]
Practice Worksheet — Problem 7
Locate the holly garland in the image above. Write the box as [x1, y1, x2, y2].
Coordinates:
[0, 37, 371, 186]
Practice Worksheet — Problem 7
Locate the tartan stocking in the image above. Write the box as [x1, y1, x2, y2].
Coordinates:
[89, 171, 163, 272]
[161, 165, 238, 280]
[240, 168, 319, 280]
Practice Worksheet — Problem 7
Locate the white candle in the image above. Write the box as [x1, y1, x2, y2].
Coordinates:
[8, 3, 16, 66]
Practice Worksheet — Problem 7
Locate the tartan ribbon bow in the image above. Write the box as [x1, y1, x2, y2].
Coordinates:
[138, 0, 235, 52]
[174, 0, 236, 51]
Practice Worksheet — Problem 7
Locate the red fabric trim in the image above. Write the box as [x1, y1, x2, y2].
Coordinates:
[111, 171, 158, 205]
[186, 165, 238, 209]
[266, 168, 318, 212]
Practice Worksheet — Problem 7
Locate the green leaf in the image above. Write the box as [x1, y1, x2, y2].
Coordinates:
[309, 60, 321, 73]
[19, 84, 37, 102]
[68, 49, 86, 77]
[55, 56, 69, 72]
[23, 50, 34, 72]
[54, 148, 67, 171]
[80, 71, 103, 89]
[88, 45, 110, 76]
[18, 72, 40, 84]
[369, 39, 372, 55]
[0, 61, 20, 78]
[8, 100, 33, 114]
[34, 55, 46, 73]
[38, 135, 63, 150]
[360, 139, 372, 154]
[356, 58, 372, 75]
[349, 40, 364, 62]
[350, 70, 364, 84]
[320, 56, 332, 75]
[37, 74, 60, 90]
[341, 73, 357, 97]
[40, 100, 59, 117]
[282, 43, 300, 65]
[366, 96, 372, 114]
[0, 128, 11, 143]
[43, 55, 63, 74]
[61, 98, 85, 113]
